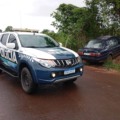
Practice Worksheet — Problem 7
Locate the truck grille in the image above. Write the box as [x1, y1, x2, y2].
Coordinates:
[54, 57, 79, 68]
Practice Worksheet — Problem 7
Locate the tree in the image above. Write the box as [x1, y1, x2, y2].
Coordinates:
[0, 29, 2, 32]
[86, 0, 120, 36]
[41, 29, 59, 42]
[51, 4, 85, 34]
[51, 4, 100, 50]
[41, 29, 70, 47]
[5, 26, 13, 31]
[106, 0, 120, 17]
[51, 1, 120, 50]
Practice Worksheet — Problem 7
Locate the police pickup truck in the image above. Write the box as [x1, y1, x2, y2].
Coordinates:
[0, 32, 84, 93]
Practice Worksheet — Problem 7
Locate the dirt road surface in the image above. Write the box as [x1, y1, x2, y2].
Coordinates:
[0, 66, 120, 120]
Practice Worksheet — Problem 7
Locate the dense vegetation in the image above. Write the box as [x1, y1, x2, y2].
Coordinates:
[42, 0, 120, 51]
[104, 61, 120, 71]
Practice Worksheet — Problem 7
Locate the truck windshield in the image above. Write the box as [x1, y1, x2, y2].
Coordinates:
[19, 34, 59, 48]
[85, 40, 104, 49]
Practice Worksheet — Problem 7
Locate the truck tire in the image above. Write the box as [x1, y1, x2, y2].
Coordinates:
[21, 67, 37, 94]
[0, 69, 2, 74]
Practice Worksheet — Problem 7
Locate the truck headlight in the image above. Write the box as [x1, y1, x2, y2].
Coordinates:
[34, 58, 56, 68]
[77, 56, 82, 63]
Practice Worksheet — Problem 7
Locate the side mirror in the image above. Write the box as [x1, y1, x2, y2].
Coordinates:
[59, 42, 62, 47]
[6, 43, 15, 49]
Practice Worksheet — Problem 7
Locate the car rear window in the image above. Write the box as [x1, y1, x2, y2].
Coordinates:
[85, 40, 105, 49]
[106, 39, 118, 47]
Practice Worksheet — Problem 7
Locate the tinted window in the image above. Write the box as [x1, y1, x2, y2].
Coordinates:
[85, 40, 105, 49]
[107, 39, 118, 47]
[117, 37, 120, 44]
[1, 34, 9, 45]
[8, 34, 18, 49]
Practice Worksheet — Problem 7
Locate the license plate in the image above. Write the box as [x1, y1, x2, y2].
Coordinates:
[84, 53, 90, 55]
[64, 69, 75, 75]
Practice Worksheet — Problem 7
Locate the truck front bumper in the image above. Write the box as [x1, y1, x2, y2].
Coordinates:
[33, 63, 84, 84]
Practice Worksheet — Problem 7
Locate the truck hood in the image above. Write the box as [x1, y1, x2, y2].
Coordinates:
[22, 47, 78, 59]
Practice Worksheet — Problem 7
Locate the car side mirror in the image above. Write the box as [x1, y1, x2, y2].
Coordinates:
[6, 43, 15, 49]
[59, 42, 62, 47]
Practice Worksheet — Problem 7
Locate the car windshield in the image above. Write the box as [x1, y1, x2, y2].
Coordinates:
[18, 34, 59, 48]
[85, 40, 104, 49]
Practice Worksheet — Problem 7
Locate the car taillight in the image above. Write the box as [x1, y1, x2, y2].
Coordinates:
[90, 53, 101, 57]
[96, 53, 101, 57]
[78, 51, 84, 55]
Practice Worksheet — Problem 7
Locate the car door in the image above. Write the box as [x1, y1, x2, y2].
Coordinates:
[5, 34, 19, 76]
[116, 37, 120, 56]
[107, 38, 120, 58]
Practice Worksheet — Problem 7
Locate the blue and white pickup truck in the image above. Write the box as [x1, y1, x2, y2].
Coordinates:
[0, 32, 84, 93]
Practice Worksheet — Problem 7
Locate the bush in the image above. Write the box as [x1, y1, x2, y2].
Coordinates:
[103, 61, 120, 71]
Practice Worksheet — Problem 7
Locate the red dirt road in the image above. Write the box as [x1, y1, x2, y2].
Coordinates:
[0, 66, 120, 120]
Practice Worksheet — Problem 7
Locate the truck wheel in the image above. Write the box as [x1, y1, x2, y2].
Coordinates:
[64, 78, 77, 84]
[0, 69, 2, 74]
[21, 67, 37, 94]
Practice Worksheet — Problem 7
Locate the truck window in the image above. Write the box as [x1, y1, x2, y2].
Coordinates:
[8, 34, 19, 49]
[1, 34, 9, 45]
[0, 34, 2, 42]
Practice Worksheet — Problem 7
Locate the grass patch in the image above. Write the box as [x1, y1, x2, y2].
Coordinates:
[103, 61, 120, 72]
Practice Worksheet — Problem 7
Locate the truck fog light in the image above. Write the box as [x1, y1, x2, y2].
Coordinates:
[51, 73, 56, 78]
[80, 68, 83, 72]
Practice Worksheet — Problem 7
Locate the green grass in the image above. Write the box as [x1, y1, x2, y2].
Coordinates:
[103, 61, 120, 72]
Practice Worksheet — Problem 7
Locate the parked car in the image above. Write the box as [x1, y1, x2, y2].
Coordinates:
[0, 31, 84, 94]
[78, 36, 120, 63]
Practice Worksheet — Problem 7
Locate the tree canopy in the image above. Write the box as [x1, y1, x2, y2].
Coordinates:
[50, 0, 120, 50]
[5, 26, 13, 31]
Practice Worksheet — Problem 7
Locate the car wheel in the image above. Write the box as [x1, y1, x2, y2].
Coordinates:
[64, 78, 77, 84]
[106, 55, 113, 62]
[21, 67, 37, 94]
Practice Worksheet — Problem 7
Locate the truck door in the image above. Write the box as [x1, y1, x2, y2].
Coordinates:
[0, 33, 9, 69]
[5, 34, 19, 76]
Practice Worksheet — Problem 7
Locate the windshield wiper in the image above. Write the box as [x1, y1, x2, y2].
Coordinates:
[24, 46, 39, 48]
[24, 45, 57, 48]
[42, 45, 56, 48]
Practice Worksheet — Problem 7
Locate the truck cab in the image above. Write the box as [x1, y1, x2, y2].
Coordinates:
[0, 32, 84, 94]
